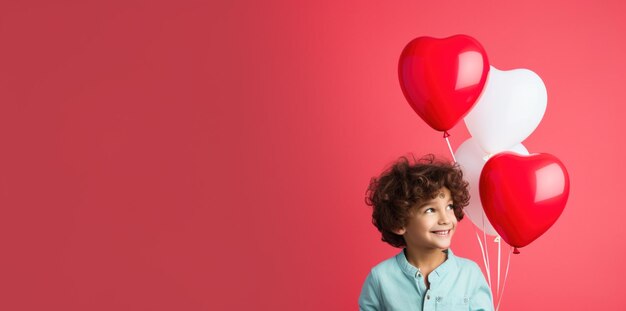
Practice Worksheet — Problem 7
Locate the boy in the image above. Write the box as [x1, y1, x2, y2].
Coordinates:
[360, 154, 493, 311]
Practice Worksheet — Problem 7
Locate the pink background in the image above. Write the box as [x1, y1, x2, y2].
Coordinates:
[0, 0, 623, 310]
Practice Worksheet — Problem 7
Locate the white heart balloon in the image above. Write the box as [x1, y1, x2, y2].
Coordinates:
[455, 137, 529, 236]
[464, 66, 547, 154]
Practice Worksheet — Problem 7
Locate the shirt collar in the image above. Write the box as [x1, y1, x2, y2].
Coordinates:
[396, 248, 459, 280]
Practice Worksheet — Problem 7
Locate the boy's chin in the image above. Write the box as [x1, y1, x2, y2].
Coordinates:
[435, 243, 451, 250]
[432, 239, 452, 249]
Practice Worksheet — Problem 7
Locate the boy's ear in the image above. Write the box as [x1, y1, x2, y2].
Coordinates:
[393, 227, 406, 235]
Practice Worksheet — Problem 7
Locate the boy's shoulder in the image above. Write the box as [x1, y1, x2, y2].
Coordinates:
[369, 250, 404, 275]
[450, 252, 484, 276]
[453, 253, 480, 267]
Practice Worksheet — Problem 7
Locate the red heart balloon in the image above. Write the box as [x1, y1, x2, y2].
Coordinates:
[398, 35, 489, 132]
[479, 152, 570, 250]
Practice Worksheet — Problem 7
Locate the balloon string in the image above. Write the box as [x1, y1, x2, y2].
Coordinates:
[443, 132, 457, 163]
[475, 231, 491, 291]
[481, 213, 492, 290]
[496, 247, 513, 311]
[496, 236, 501, 298]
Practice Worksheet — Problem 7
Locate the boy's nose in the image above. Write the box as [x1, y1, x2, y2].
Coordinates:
[438, 212, 451, 225]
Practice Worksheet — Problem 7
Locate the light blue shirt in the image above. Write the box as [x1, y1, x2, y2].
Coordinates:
[359, 248, 493, 311]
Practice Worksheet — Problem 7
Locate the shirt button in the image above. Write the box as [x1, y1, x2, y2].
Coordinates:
[426, 295, 430, 300]
[464, 298, 469, 303]
[436, 297, 441, 302]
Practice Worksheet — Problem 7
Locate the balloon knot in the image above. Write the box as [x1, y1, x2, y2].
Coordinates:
[513, 247, 520, 254]
[443, 131, 451, 138]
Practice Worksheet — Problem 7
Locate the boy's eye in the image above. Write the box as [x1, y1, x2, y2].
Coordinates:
[425, 208, 435, 213]
[447, 204, 454, 210]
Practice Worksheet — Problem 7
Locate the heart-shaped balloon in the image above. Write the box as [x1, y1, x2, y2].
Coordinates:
[398, 35, 489, 133]
[464, 66, 547, 154]
[479, 152, 569, 251]
[455, 138, 529, 236]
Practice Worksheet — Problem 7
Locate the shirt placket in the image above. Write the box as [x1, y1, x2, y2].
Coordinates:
[414, 268, 435, 311]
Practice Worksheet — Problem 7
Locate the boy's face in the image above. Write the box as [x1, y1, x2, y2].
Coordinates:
[395, 187, 457, 251]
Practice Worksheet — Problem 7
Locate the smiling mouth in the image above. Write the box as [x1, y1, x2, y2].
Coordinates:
[431, 230, 451, 237]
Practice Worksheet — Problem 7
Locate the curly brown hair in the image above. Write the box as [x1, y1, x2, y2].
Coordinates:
[365, 154, 470, 248]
